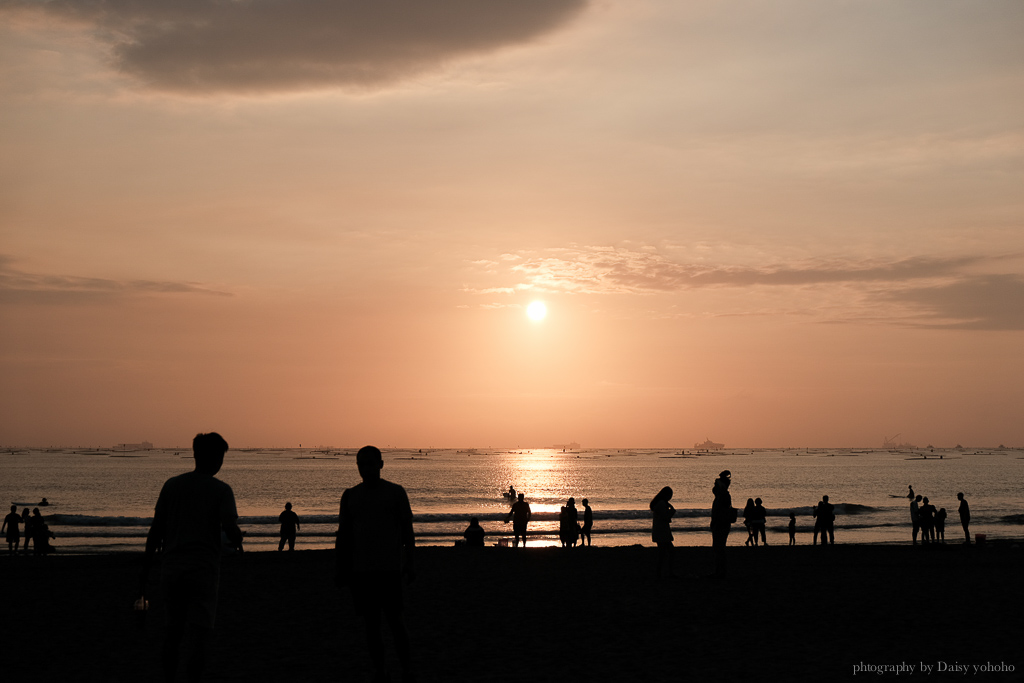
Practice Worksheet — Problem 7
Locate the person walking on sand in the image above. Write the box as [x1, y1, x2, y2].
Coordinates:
[142, 432, 244, 683]
[753, 498, 768, 546]
[818, 495, 835, 545]
[2, 504, 21, 554]
[580, 498, 593, 547]
[278, 502, 301, 551]
[710, 471, 735, 578]
[650, 486, 676, 578]
[788, 512, 796, 545]
[504, 493, 532, 547]
[743, 498, 756, 546]
[336, 445, 416, 683]
[957, 492, 971, 544]
[910, 495, 922, 545]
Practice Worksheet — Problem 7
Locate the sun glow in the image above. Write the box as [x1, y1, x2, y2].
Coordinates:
[527, 301, 547, 321]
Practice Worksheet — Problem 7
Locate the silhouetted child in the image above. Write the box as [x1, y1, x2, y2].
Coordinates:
[3, 505, 21, 554]
[463, 517, 485, 547]
[788, 512, 796, 545]
[336, 445, 416, 683]
[935, 507, 946, 542]
[651, 486, 676, 577]
[580, 499, 593, 546]
[957, 492, 970, 544]
[278, 502, 301, 551]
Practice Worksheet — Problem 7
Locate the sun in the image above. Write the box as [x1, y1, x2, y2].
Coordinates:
[527, 301, 547, 321]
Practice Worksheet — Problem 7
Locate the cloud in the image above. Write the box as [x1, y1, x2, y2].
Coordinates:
[882, 275, 1024, 331]
[0, 256, 232, 305]
[5, 0, 587, 93]
[505, 247, 995, 295]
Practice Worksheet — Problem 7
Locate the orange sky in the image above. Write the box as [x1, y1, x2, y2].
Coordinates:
[1, 1, 1022, 448]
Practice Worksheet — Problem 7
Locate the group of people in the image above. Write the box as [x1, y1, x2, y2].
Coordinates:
[2, 505, 56, 555]
[908, 485, 971, 544]
[488, 491, 593, 548]
[650, 470, 738, 579]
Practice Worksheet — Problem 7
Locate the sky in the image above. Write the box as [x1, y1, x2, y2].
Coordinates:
[1, 0, 1022, 449]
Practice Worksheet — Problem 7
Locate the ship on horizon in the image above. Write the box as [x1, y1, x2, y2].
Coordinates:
[694, 438, 724, 450]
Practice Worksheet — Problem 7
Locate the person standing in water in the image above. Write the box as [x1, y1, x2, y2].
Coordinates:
[650, 486, 676, 578]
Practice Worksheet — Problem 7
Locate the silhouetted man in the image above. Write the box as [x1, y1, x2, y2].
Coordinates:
[278, 502, 300, 551]
[463, 517, 485, 547]
[581, 498, 593, 546]
[710, 470, 734, 578]
[505, 493, 532, 547]
[2, 504, 20, 554]
[957, 492, 971, 544]
[143, 432, 243, 683]
[336, 445, 415, 683]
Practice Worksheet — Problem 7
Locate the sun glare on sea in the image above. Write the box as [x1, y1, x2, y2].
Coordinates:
[527, 301, 547, 321]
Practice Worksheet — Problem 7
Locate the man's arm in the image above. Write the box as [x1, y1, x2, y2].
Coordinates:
[141, 492, 166, 594]
[221, 486, 243, 552]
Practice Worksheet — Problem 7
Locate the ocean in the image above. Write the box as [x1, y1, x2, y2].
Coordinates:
[2, 447, 1022, 553]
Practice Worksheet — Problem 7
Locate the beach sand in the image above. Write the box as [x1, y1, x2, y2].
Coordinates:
[3, 542, 1022, 682]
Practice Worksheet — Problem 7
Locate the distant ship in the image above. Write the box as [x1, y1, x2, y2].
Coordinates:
[882, 434, 917, 450]
[694, 438, 724, 450]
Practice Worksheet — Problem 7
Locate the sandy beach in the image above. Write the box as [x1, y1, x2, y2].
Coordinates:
[3, 542, 1022, 682]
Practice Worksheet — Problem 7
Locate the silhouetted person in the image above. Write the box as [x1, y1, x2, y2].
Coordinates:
[31, 508, 55, 555]
[142, 432, 243, 683]
[788, 512, 796, 545]
[743, 498, 756, 546]
[3, 504, 21, 554]
[710, 471, 734, 578]
[20, 508, 31, 554]
[920, 496, 936, 543]
[581, 498, 593, 546]
[39, 497, 49, 507]
[910, 495, 922, 545]
[507, 485, 516, 500]
[753, 497, 768, 546]
[463, 517, 484, 547]
[650, 486, 675, 577]
[907, 485, 915, 500]
[812, 502, 820, 545]
[558, 506, 568, 547]
[957, 492, 971, 543]
[336, 445, 415, 683]
[565, 497, 580, 548]
[278, 502, 300, 551]
[504, 493, 531, 547]
[818, 495, 835, 545]
[936, 507, 947, 542]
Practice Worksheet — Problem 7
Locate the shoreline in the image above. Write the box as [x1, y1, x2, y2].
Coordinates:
[3, 544, 1022, 681]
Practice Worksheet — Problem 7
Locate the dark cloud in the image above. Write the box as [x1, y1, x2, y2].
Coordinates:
[0, 256, 232, 304]
[882, 275, 1024, 331]
[8, 0, 587, 93]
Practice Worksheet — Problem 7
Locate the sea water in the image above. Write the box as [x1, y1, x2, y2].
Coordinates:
[1, 447, 1022, 553]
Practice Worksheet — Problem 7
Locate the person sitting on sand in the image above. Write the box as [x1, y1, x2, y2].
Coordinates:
[278, 502, 300, 551]
[710, 471, 735, 578]
[910, 495, 922, 545]
[505, 493, 531, 548]
[581, 498, 593, 547]
[2, 504, 21, 554]
[142, 432, 243, 683]
[818, 495, 835, 545]
[935, 507, 947, 542]
[788, 512, 796, 545]
[957, 492, 971, 544]
[650, 486, 676, 578]
[463, 517, 485, 547]
[336, 445, 416, 683]
[743, 498, 756, 546]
